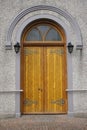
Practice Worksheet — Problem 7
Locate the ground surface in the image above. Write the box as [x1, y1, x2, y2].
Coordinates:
[0, 115, 87, 130]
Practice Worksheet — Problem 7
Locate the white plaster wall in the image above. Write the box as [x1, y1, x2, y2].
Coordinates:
[71, 1, 87, 114]
[0, 0, 87, 117]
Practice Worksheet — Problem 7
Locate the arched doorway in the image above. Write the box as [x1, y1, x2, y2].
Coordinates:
[20, 19, 67, 114]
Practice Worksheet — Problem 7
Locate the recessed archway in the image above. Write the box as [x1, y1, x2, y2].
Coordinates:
[10, 5, 80, 116]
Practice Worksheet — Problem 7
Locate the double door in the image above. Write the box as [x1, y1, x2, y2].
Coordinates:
[21, 46, 67, 114]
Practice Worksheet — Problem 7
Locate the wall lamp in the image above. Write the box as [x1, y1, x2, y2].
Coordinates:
[14, 42, 20, 53]
[67, 42, 74, 54]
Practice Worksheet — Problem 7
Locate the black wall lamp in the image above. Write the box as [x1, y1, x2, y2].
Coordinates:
[14, 42, 20, 53]
[67, 42, 74, 54]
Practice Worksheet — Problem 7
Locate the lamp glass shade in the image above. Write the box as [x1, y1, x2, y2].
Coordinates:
[14, 42, 20, 53]
[67, 42, 74, 53]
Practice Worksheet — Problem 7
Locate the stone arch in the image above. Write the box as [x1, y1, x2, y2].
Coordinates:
[6, 5, 83, 50]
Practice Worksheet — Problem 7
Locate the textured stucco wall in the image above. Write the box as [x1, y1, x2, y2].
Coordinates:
[0, 0, 87, 118]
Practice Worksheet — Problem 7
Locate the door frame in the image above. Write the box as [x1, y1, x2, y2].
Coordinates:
[20, 20, 68, 114]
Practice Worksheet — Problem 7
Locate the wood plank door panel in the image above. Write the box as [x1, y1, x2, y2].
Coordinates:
[23, 47, 44, 113]
[22, 46, 67, 114]
[44, 46, 67, 113]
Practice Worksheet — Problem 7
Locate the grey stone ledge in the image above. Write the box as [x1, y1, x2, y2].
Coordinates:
[66, 89, 87, 92]
[0, 90, 23, 93]
[76, 45, 83, 50]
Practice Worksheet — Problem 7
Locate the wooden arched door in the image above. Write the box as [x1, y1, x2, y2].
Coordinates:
[21, 20, 67, 114]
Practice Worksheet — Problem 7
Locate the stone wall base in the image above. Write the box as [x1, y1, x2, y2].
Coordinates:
[68, 111, 87, 118]
[0, 113, 21, 119]
[0, 112, 87, 119]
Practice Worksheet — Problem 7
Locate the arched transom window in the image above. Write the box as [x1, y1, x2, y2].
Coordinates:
[26, 25, 62, 41]
[22, 20, 65, 44]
